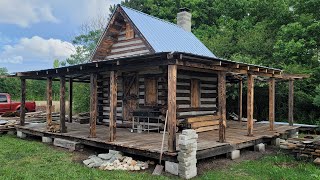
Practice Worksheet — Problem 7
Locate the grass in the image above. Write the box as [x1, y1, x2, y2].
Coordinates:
[0, 135, 320, 180]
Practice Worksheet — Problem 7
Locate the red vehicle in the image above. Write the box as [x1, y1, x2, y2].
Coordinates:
[0, 93, 36, 114]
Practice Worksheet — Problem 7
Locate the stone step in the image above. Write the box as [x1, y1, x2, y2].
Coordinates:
[53, 138, 83, 151]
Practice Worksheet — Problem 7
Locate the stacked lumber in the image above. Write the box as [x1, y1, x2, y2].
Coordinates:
[186, 115, 219, 133]
[280, 137, 320, 164]
[0, 120, 18, 132]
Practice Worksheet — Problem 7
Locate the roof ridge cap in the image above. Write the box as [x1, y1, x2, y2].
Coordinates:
[120, 5, 191, 32]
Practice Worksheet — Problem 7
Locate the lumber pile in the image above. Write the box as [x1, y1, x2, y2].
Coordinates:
[279, 137, 320, 165]
[0, 120, 18, 132]
[186, 115, 219, 133]
[74, 112, 90, 124]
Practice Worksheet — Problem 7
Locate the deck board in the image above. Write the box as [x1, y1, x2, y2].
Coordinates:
[15, 120, 298, 160]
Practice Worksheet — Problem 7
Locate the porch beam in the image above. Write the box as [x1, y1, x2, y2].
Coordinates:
[89, 73, 97, 138]
[288, 79, 294, 126]
[168, 64, 177, 152]
[238, 80, 243, 124]
[247, 74, 254, 136]
[218, 71, 227, 143]
[109, 71, 117, 142]
[20, 78, 26, 126]
[269, 78, 275, 130]
[46, 77, 53, 126]
[60, 76, 67, 133]
[68, 78, 73, 123]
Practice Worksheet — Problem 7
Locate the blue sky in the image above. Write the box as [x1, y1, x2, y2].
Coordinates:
[0, 0, 121, 73]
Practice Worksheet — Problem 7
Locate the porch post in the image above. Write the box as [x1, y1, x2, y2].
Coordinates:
[60, 76, 67, 133]
[89, 73, 97, 138]
[288, 79, 294, 126]
[109, 71, 117, 142]
[218, 71, 227, 143]
[168, 64, 177, 152]
[68, 78, 73, 123]
[269, 78, 275, 130]
[46, 77, 53, 126]
[247, 74, 254, 136]
[238, 80, 243, 124]
[20, 78, 26, 126]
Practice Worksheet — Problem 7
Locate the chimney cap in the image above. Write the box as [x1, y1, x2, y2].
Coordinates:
[179, 7, 190, 12]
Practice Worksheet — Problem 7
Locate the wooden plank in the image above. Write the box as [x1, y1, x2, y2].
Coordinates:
[238, 80, 243, 124]
[288, 79, 294, 126]
[168, 64, 177, 152]
[69, 78, 73, 123]
[187, 115, 220, 123]
[195, 125, 219, 133]
[109, 71, 117, 142]
[191, 79, 200, 107]
[191, 120, 219, 128]
[144, 77, 158, 106]
[269, 78, 275, 130]
[90, 74, 97, 138]
[20, 78, 26, 126]
[60, 76, 67, 133]
[218, 71, 226, 142]
[247, 74, 254, 136]
[46, 77, 53, 126]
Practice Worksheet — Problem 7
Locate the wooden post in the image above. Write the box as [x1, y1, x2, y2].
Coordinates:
[60, 76, 67, 133]
[238, 80, 243, 124]
[20, 78, 26, 126]
[168, 64, 177, 152]
[269, 78, 275, 130]
[89, 74, 97, 138]
[288, 79, 294, 126]
[68, 78, 73, 123]
[46, 77, 53, 126]
[109, 71, 117, 142]
[247, 74, 254, 136]
[218, 71, 227, 143]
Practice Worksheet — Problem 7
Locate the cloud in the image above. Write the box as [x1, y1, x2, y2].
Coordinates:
[0, 36, 75, 65]
[0, 0, 59, 27]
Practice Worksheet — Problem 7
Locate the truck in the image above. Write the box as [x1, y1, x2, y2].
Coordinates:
[0, 93, 36, 114]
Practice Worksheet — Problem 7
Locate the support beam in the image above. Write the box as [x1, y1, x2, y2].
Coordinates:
[68, 78, 73, 123]
[46, 77, 53, 126]
[269, 78, 275, 130]
[109, 71, 117, 142]
[218, 71, 227, 143]
[20, 78, 26, 126]
[247, 74, 254, 136]
[89, 73, 97, 138]
[168, 64, 177, 152]
[60, 76, 67, 133]
[238, 80, 243, 124]
[288, 79, 294, 126]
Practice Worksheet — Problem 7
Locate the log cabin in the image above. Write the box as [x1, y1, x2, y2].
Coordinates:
[13, 5, 307, 161]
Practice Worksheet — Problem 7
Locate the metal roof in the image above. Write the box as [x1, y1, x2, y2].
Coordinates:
[121, 5, 216, 58]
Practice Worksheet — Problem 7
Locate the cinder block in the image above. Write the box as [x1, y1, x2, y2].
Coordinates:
[165, 161, 179, 175]
[228, 150, 240, 160]
[254, 143, 265, 152]
[42, 136, 53, 143]
[53, 138, 83, 151]
[17, 131, 26, 138]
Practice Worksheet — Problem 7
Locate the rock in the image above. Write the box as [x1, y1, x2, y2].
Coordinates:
[149, 161, 155, 165]
[134, 165, 140, 171]
[115, 153, 124, 161]
[108, 156, 117, 163]
[83, 159, 93, 166]
[126, 157, 133, 165]
[98, 153, 113, 160]
[109, 150, 122, 155]
[314, 158, 320, 165]
[129, 165, 134, 171]
[91, 157, 104, 167]
[131, 160, 137, 166]
[87, 163, 95, 168]
[88, 155, 97, 159]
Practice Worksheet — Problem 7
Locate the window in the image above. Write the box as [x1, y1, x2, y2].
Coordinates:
[125, 23, 134, 39]
[145, 78, 158, 106]
[191, 79, 200, 107]
[0, 95, 7, 103]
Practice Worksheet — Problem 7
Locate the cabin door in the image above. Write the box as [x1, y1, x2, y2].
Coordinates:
[122, 73, 139, 121]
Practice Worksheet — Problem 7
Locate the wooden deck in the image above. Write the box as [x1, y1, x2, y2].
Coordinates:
[15, 121, 298, 161]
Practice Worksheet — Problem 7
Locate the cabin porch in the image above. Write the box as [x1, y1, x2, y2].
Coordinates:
[15, 120, 298, 161]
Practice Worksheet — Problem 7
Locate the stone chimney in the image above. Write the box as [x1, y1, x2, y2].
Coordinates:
[177, 8, 192, 32]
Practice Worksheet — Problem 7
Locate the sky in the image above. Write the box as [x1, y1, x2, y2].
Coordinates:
[0, 0, 121, 73]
